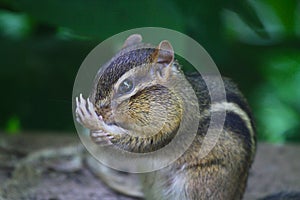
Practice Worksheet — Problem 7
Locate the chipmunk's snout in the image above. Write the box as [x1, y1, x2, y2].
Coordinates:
[96, 105, 114, 124]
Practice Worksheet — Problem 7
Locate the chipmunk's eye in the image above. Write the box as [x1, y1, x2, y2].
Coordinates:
[118, 78, 134, 94]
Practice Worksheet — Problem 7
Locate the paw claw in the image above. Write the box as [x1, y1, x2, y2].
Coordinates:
[75, 94, 113, 146]
[76, 97, 79, 107]
[75, 94, 104, 131]
[90, 130, 113, 146]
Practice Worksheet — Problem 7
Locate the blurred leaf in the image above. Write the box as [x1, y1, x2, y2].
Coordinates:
[223, 0, 300, 45]
[0, 9, 32, 39]
[254, 90, 299, 142]
[56, 27, 90, 40]
[262, 50, 300, 109]
[227, 0, 268, 39]
[5, 116, 21, 134]
[252, 49, 300, 142]
[13, 0, 184, 39]
[262, 0, 298, 36]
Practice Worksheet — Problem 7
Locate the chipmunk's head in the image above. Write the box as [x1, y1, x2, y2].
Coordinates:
[90, 34, 186, 148]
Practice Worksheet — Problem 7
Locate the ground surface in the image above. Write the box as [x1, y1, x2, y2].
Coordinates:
[0, 133, 299, 200]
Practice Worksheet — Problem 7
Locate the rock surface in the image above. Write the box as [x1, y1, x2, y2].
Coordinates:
[0, 133, 299, 200]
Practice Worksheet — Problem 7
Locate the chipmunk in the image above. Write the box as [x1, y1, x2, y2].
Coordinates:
[75, 34, 256, 200]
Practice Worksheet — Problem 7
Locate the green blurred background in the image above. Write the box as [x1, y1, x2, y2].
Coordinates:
[0, 0, 299, 143]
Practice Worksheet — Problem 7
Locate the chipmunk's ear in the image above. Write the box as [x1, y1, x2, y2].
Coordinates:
[154, 40, 174, 80]
[122, 34, 142, 48]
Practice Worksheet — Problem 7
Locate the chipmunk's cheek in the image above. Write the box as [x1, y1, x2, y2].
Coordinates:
[111, 107, 131, 125]
[112, 116, 131, 130]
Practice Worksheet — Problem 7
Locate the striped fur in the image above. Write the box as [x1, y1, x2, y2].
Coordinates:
[143, 73, 256, 200]
[89, 39, 256, 199]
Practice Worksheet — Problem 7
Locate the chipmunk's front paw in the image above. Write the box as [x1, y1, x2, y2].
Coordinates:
[75, 94, 114, 146]
[75, 93, 103, 130]
[90, 130, 114, 146]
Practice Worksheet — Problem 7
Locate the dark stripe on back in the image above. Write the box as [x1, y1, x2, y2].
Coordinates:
[223, 78, 253, 121]
[196, 110, 253, 156]
[224, 111, 252, 152]
[185, 72, 255, 139]
[185, 72, 211, 113]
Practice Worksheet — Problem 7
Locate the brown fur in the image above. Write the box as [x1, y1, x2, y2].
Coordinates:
[90, 36, 256, 199]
